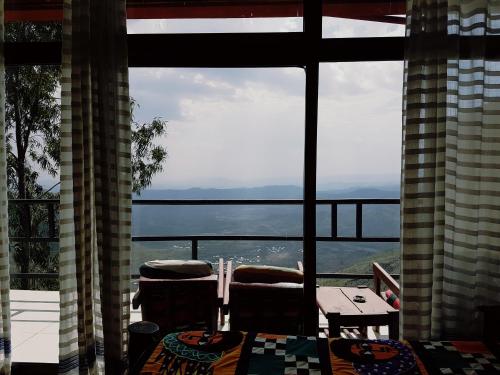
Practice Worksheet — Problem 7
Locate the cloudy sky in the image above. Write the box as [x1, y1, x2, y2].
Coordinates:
[125, 17, 405, 190]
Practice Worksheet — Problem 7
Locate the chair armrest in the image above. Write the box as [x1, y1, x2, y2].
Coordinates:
[223, 260, 232, 314]
[373, 262, 400, 297]
[132, 289, 142, 310]
[218, 258, 224, 304]
[297, 261, 304, 272]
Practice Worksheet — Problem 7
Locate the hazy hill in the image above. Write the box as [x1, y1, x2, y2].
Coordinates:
[134, 185, 400, 200]
[319, 248, 400, 287]
[131, 185, 401, 274]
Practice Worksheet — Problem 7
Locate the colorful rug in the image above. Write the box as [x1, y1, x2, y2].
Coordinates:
[139, 332, 500, 375]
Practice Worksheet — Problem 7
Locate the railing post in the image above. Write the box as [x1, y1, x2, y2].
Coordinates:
[331, 204, 337, 239]
[191, 239, 198, 260]
[356, 203, 363, 239]
[48, 203, 56, 239]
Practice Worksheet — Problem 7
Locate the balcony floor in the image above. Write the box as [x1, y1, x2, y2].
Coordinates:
[11, 290, 142, 363]
[10, 290, 389, 364]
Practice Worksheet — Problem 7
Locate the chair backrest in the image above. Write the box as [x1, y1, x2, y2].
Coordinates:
[229, 264, 304, 335]
[138, 275, 219, 335]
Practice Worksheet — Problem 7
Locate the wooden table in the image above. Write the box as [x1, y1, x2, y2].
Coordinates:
[317, 286, 399, 339]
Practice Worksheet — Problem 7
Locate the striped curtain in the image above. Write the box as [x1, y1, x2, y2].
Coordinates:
[59, 0, 131, 373]
[0, 1, 11, 373]
[401, 0, 500, 339]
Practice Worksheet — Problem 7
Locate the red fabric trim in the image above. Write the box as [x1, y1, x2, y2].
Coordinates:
[451, 341, 491, 354]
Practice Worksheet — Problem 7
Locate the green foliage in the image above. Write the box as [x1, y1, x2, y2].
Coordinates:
[5, 23, 61, 197]
[4, 22, 61, 290]
[131, 99, 168, 195]
[4, 22, 167, 290]
[317, 249, 400, 288]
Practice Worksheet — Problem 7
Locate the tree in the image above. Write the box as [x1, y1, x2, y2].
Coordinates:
[131, 99, 168, 194]
[5, 22, 61, 289]
[5, 22, 168, 289]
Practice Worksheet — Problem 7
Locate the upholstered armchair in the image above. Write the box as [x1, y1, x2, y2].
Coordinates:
[132, 259, 224, 335]
[225, 262, 305, 335]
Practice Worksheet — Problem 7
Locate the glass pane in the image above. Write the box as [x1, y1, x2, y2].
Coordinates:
[317, 61, 403, 284]
[318, 62, 403, 189]
[130, 67, 305, 271]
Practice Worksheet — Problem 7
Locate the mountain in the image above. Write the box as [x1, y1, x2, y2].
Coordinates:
[134, 185, 400, 200]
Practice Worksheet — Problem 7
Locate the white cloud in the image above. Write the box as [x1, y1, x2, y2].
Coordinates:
[323, 17, 404, 38]
[127, 17, 302, 34]
[127, 18, 404, 189]
[136, 70, 306, 188]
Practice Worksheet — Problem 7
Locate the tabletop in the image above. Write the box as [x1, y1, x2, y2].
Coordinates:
[316, 286, 397, 317]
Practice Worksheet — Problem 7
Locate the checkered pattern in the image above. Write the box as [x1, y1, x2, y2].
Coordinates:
[284, 354, 321, 375]
[422, 341, 457, 351]
[251, 336, 287, 356]
[419, 341, 500, 375]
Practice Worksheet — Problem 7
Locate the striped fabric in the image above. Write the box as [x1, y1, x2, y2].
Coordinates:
[0, 1, 11, 373]
[59, 1, 131, 373]
[402, 0, 500, 340]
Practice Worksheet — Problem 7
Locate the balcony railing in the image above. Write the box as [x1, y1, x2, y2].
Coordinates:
[8, 198, 401, 283]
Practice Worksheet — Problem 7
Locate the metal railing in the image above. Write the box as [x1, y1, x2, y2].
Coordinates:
[8, 198, 401, 282]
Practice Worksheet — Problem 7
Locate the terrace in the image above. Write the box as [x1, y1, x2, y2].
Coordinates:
[8, 197, 400, 365]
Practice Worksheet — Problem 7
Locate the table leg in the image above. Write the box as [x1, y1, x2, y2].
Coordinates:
[388, 310, 399, 340]
[327, 312, 341, 338]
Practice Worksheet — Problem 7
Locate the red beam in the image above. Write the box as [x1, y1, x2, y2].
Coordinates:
[5, 9, 62, 22]
[5, 0, 405, 22]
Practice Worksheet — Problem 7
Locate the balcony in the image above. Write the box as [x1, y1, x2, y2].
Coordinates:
[8, 197, 400, 364]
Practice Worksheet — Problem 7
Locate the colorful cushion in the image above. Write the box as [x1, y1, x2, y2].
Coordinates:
[385, 290, 400, 309]
[233, 265, 303, 284]
[140, 260, 213, 279]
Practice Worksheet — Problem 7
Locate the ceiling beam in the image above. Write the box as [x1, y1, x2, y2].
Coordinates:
[6, 34, 500, 67]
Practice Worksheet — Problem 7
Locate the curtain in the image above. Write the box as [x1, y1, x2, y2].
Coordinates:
[0, 1, 11, 373]
[401, 0, 500, 339]
[58, 1, 131, 373]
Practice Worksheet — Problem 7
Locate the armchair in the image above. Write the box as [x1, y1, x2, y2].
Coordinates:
[225, 261, 305, 335]
[132, 258, 224, 335]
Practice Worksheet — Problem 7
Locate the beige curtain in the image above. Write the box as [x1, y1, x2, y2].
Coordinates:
[402, 0, 500, 339]
[0, 1, 11, 373]
[58, 0, 131, 373]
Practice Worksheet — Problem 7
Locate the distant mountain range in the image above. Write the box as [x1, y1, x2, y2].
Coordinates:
[134, 185, 400, 200]
[131, 185, 401, 276]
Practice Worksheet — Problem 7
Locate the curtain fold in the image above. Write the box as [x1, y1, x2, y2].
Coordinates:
[0, 1, 11, 373]
[402, 0, 500, 340]
[59, 0, 131, 373]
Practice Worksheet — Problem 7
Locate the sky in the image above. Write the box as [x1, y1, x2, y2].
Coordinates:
[126, 16, 405, 190]
[39, 16, 405, 191]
